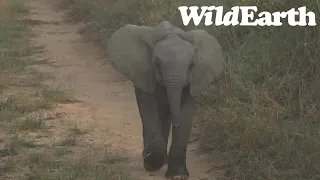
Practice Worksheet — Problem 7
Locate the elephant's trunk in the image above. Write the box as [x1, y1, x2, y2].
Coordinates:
[164, 65, 187, 153]
[167, 81, 183, 129]
[166, 81, 184, 154]
[163, 62, 187, 129]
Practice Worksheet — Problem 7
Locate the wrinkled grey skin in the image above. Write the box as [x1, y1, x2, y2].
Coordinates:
[107, 21, 224, 179]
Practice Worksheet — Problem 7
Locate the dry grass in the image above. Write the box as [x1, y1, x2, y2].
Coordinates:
[56, 0, 320, 179]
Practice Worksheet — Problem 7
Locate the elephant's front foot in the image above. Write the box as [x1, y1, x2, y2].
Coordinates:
[165, 155, 189, 180]
[166, 176, 189, 180]
[142, 148, 167, 171]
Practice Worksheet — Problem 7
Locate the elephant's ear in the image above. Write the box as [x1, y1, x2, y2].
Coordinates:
[107, 24, 158, 93]
[184, 30, 225, 97]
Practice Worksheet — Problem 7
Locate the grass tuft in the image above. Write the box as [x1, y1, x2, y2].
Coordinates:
[15, 113, 45, 131]
[57, 137, 77, 146]
[39, 85, 76, 105]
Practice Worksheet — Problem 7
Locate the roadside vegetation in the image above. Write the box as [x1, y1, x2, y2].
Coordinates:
[0, 0, 131, 179]
[57, 0, 320, 179]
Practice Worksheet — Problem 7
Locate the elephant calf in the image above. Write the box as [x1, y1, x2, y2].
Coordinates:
[107, 21, 225, 180]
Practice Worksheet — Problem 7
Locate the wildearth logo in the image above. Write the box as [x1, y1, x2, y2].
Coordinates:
[178, 6, 317, 26]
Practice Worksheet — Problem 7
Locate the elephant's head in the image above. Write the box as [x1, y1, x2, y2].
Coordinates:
[107, 21, 224, 129]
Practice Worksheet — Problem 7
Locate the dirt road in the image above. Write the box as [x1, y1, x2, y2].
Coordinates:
[27, 0, 215, 179]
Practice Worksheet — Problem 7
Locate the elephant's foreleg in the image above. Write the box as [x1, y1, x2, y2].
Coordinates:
[165, 86, 195, 179]
[134, 86, 167, 171]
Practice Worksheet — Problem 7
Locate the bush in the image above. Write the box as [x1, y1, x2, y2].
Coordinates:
[197, 1, 320, 180]
[58, 0, 320, 179]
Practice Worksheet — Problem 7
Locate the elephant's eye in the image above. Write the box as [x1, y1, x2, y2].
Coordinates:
[154, 60, 160, 68]
[189, 63, 194, 69]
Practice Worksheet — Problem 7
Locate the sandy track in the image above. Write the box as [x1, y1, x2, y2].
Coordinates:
[27, 0, 215, 179]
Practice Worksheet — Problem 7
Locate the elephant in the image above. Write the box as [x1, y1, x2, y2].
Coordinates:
[106, 21, 225, 180]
